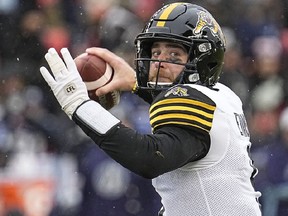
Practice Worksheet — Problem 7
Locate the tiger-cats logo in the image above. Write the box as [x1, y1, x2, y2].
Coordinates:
[165, 86, 189, 97]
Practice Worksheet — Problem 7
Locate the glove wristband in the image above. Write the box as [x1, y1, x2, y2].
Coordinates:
[74, 100, 120, 135]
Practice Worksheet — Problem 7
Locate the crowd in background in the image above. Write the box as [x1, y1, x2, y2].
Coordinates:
[0, 0, 288, 215]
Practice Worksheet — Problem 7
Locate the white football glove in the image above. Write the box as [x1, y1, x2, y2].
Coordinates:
[40, 48, 89, 118]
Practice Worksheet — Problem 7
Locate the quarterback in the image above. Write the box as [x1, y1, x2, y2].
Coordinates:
[40, 3, 262, 216]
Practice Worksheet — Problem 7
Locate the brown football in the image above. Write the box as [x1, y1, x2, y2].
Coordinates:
[74, 53, 120, 110]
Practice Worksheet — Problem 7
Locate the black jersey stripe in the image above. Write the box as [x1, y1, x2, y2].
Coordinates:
[154, 121, 210, 132]
[152, 119, 211, 133]
[150, 98, 215, 113]
[151, 113, 212, 127]
[150, 105, 214, 121]
[149, 98, 216, 132]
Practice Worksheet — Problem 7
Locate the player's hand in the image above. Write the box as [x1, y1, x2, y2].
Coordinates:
[85, 47, 136, 96]
[40, 48, 90, 118]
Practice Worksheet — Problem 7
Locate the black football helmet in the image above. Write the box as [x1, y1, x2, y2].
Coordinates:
[134, 2, 226, 93]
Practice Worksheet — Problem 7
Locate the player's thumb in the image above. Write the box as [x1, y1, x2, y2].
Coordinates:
[95, 84, 114, 96]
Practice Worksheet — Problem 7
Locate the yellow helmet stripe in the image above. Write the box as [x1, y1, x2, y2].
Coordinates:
[156, 3, 182, 27]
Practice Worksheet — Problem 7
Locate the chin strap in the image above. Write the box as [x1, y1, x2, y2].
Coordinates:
[147, 81, 173, 89]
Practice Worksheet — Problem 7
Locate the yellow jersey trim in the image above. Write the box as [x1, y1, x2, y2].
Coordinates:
[149, 97, 216, 132]
[150, 98, 215, 113]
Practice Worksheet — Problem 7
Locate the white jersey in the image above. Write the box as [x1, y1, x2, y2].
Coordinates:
[152, 83, 262, 216]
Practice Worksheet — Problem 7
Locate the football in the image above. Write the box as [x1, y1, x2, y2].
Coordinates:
[74, 53, 120, 110]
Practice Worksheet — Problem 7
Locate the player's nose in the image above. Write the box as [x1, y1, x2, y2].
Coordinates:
[157, 52, 170, 61]
[154, 61, 161, 68]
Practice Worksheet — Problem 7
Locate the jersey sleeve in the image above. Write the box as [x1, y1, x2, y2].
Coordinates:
[149, 85, 216, 133]
[71, 84, 213, 179]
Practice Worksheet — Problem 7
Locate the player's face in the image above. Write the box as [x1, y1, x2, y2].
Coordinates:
[149, 41, 188, 83]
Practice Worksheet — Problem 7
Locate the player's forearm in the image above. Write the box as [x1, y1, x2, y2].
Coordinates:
[72, 109, 210, 179]
[72, 121, 177, 178]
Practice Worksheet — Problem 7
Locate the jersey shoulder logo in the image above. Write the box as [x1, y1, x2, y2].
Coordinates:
[165, 86, 189, 97]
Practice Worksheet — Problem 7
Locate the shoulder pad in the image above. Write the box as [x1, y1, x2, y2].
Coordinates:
[149, 85, 216, 133]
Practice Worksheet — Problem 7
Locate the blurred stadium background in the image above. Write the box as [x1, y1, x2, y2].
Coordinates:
[0, 0, 288, 215]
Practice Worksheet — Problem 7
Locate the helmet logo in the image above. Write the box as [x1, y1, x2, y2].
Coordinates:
[165, 86, 189, 97]
[194, 11, 220, 38]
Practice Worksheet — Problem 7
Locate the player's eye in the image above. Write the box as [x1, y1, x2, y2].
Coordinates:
[150, 46, 187, 64]
[151, 49, 161, 58]
[170, 51, 180, 57]
[168, 51, 184, 63]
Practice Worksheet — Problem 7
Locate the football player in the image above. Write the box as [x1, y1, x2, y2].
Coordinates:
[40, 3, 262, 216]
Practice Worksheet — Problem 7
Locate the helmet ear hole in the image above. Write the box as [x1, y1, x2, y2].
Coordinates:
[188, 73, 200, 82]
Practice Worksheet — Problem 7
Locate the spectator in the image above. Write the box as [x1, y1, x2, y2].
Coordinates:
[260, 107, 288, 216]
